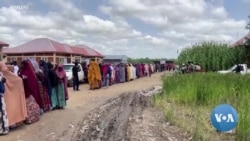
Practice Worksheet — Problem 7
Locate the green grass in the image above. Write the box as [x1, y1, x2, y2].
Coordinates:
[154, 73, 250, 141]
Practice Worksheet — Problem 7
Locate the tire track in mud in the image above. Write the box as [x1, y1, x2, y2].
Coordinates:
[70, 86, 189, 141]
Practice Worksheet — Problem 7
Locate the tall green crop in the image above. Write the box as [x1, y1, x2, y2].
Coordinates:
[177, 41, 247, 71]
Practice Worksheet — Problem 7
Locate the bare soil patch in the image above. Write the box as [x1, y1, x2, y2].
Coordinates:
[70, 86, 189, 141]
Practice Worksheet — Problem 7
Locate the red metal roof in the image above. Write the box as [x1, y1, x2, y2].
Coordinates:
[73, 45, 104, 57]
[3, 38, 103, 57]
[232, 33, 250, 47]
[0, 41, 9, 47]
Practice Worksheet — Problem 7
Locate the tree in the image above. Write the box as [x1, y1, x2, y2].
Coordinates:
[246, 15, 250, 33]
[244, 16, 250, 46]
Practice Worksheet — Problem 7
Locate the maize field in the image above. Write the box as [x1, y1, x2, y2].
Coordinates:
[177, 42, 247, 71]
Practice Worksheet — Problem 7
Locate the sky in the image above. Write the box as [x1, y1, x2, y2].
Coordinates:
[0, 0, 250, 59]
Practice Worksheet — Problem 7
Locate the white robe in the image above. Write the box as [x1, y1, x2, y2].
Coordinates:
[132, 65, 136, 79]
[110, 65, 115, 80]
[129, 66, 134, 80]
[144, 64, 149, 75]
[150, 64, 154, 73]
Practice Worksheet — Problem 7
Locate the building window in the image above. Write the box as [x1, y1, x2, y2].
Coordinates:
[41, 57, 48, 62]
[74, 56, 81, 63]
[23, 57, 35, 60]
[12, 57, 17, 61]
[59, 57, 66, 64]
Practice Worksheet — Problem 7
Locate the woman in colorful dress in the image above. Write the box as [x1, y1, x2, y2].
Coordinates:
[110, 64, 115, 85]
[88, 61, 102, 90]
[114, 64, 120, 83]
[55, 65, 68, 108]
[0, 61, 27, 128]
[0, 73, 9, 135]
[47, 62, 59, 109]
[29, 60, 51, 113]
[119, 64, 125, 83]
[39, 60, 51, 101]
[19, 60, 41, 124]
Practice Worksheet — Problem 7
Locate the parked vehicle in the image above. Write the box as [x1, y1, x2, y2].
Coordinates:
[63, 63, 85, 87]
[217, 64, 250, 75]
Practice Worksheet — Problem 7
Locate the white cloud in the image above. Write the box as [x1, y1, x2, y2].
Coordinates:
[211, 7, 227, 19]
[99, 0, 248, 57]
[0, 0, 248, 59]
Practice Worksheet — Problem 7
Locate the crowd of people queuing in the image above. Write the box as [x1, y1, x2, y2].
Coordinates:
[0, 59, 68, 135]
[80, 61, 175, 90]
[0, 58, 175, 135]
[84, 61, 156, 90]
[179, 61, 202, 74]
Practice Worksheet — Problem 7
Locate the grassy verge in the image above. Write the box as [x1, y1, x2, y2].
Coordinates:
[153, 73, 250, 141]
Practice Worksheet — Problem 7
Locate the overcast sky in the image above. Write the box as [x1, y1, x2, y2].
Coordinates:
[0, 0, 250, 58]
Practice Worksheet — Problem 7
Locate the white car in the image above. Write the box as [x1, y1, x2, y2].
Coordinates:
[217, 64, 250, 75]
[63, 63, 85, 87]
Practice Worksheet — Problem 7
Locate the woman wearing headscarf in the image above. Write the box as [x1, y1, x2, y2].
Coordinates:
[55, 64, 68, 108]
[126, 64, 131, 82]
[135, 64, 139, 78]
[110, 64, 115, 85]
[144, 63, 149, 76]
[19, 61, 40, 124]
[47, 62, 59, 109]
[6, 65, 14, 73]
[101, 63, 107, 86]
[129, 64, 134, 80]
[19, 60, 50, 114]
[39, 60, 51, 101]
[0, 72, 9, 135]
[139, 64, 143, 78]
[98, 63, 103, 88]
[0, 61, 27, 127]
[82, 62, 88, 83]
[114, 64, 120, 83]
[54, 64, 58, 72]
[148, 64, 152, 77]
[106, 64, 112, 86]
[88, 61, 102, 90]
[29, 59, 51, 112]
[119, 64, 126, 83]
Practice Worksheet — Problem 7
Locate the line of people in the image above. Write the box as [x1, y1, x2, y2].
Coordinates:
[86, 61, 156, 90]
[0, 59, 68, 135]
[0, 59, 172, 135]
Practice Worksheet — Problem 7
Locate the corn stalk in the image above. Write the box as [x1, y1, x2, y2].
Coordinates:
[177, 41, 247, 71]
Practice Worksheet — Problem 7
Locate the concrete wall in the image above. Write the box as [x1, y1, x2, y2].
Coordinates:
[5, 53, 103, 65]
[103, 59, 127, 64]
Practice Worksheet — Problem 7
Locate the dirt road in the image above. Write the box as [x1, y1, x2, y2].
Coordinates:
[2, 72, 166, 141]
[71, 86, 189, 141]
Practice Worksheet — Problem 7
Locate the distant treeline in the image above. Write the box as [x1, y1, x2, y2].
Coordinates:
[128, 57, 176, 63]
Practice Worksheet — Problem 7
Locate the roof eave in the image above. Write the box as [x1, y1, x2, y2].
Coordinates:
[0, 44, 9, 47]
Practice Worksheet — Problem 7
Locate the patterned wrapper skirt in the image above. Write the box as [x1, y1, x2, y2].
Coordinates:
[0, 95, 9, 135]
[50, 87, 58, 109]
[25, 95, 40, 124]
[38, 81, 51, 112]
[57, 83, 66, 108]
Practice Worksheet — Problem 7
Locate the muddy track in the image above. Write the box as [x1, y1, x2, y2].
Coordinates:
[70, 86, 189, 141]
[70, 91, 149, 141]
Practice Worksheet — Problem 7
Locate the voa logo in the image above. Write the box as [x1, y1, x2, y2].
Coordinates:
[214, 113, 235, 123]
[210, 104, 238, 132]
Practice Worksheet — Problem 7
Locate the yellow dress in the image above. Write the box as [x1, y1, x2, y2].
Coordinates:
[88, 61, 102, 89]
[126, 64, 131, 81]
